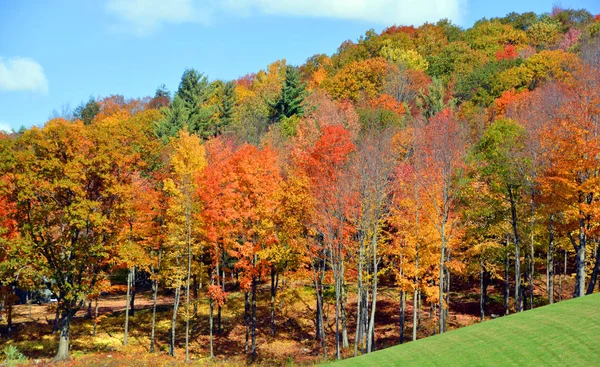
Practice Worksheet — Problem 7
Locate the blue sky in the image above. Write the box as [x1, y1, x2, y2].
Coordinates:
[1, 0, 599, 132]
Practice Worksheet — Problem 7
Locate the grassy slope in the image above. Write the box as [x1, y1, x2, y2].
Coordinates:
[328, 293, 600, 367]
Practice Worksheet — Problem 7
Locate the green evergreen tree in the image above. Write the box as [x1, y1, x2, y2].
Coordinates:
[216, 81, 237, 136]
[177, 69, 209, 107]
[418, 77, 455, 120]
[154, 94, 189, 143]
[73, 97, 100, 125]
[270, 66, 306, 123]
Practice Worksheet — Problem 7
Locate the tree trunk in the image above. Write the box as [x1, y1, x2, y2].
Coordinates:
[130, 266, 136, 317]
[169, 285, 181, 357]
[314, 266, 326, 358]
[53, 304, 60, 333]
[439, 223, 446, 333]
[547, 217, 555, 303]
[528, 189, 535, 310]
[93, 298, 99, 337]
[586, 238, 600, 295]
[480, 259, 485, 322]
[399, 290, 406, 344]
[251, 276, 257, 357]
[7, 296, 13, 339]
[219, 261, 225, 334]
[124, 266, 132, 346]
[209, 299, 214, 359]
[417, 289, 422, 330]
[508, 185, 522, 312]
[559, 249, 566, 302]
[354, 238, 364, 357]
[412, 289, 418, 341]
[185, 222, 192, 362]
[334, 260, 341, 360]
[54, 314, 72, 361]
[150, 249, 161, 353]
[193, 275, 198, 316]
[341, 262, 349, 349]
[270, 267, 276, 336]
[367, 233, 378, 352]
[504, 236, 510, 315]
[244, 291, 250, 354]
[573, 218, 587, 298]
[413, 241, 419, 341]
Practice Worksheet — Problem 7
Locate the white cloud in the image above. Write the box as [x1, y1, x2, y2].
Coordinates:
[105, 0, 211, 36]
[106, 0, 466, 36]
[0, 57, 48, 93]
[0, 122, 12, 133]
[223, 0, 466, 25]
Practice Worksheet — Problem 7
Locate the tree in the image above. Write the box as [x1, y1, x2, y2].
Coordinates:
[270, 66, 306, 122]
[163, 130, 206, 360]
[354, 128, 397, 353]
[413, 109, 467, 333]
[476, 118, 527, 311]
[6, 118, 146, 360]
[298, 124, 356, 359]
[216, 81, 237, 134]
[149, 84, 171, 109]
[73, 97, 100, 125]
[324, 57, 390, 102]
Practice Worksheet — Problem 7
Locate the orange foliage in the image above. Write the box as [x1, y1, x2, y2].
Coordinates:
[493, 89, 530, 117]
[369, 94, 406, 116]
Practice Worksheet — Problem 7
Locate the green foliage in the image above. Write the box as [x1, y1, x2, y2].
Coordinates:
[498, 11, 539, 31]
[279, 115, 301, 137]
[217, 80, 237, 134]
[455, 59, 520, 106]
[552, 8, 594, 33]
[155, 69, 220, 140]
[418, 77, 453, 119]
[2, 345, 27, 366]
[73, 97, 100, 125]
[464, 20, 527, 56]
[475, 118, 525, 192]
[527, 19, 562, 50]
[358, 107, 404, 130]
[270, 66, 307, 122]
[436, 18, 463, 42]
[427, 41, 487, 82]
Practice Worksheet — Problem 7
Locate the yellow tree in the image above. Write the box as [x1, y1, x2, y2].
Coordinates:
[163, 130, 206, 360]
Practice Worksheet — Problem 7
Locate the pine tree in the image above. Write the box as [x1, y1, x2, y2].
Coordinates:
[154, 95, 189, 143]
[217, 81, 236, 135]
[270, 66, 306, 122]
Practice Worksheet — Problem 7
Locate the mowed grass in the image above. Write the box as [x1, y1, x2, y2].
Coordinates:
[328, 292, 600, 367]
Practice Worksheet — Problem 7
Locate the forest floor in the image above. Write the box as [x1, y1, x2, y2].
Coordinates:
[0, 275, 575, 366]
[329, 291, 600, 367]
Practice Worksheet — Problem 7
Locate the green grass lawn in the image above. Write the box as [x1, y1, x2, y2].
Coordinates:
[327, 293, 600, 367]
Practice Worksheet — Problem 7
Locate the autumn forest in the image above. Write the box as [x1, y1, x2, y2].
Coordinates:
[2, 6, 600, 366]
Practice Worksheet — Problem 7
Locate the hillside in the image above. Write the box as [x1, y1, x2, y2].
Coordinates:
[329, 293, 600, 366]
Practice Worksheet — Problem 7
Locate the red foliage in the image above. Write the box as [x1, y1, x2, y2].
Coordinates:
[381, 25, 416, 37]
[495, 44, 518, 61]
[595, 14, 600, 22]
[235, 73, 256, 89]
